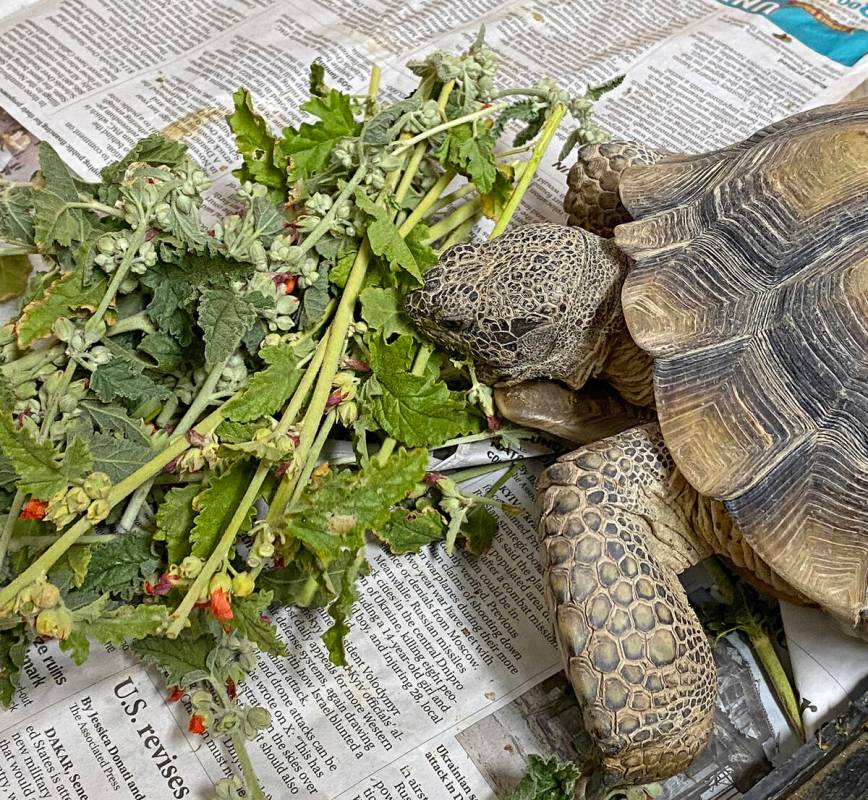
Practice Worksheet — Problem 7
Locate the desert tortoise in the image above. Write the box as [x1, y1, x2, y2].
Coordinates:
[405, 98, 868, 793]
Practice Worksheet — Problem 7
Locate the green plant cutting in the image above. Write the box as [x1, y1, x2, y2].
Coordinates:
[0, 32, 617, 798]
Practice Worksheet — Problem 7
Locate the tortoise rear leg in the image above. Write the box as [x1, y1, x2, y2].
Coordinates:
[536, 423, 716, 791]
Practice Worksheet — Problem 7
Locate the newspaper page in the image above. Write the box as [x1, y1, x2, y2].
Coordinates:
[1, 1, 868, 798]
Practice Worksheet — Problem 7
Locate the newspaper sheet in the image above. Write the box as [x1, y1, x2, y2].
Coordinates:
[1, 1, 867, 798]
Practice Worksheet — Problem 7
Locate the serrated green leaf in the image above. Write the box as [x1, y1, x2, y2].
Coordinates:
[81, 401, 152, 446]
[16, 269, 107, 347]
[0, 414, 86, 499]
[359, 286, 416, 338]
[32, 143, 91, 249]
[90, 358, 171, 405]
[258, 549, 347, 608]
[436, 122, 497, 193]
[0, 182, 34, 247]
[198, 287, 258, 370]
[361, 98, 419, 146]
[62, 435, 93, 479]
[224, 344, 304, 422]
[87, 432, 152, 483]
[322, 549, 368, 666]
[0, 626, 29, 707]
[228, 591, 286, 657]
[0, 255, 32, 301]
[279, 89, 359, 180]
[461, 505, 498, 556]
[362, 334, 480, 448]
[215, 419, 267, 444]
[66, 544, 92, 589]
[298, 272, 331, 330]
[189, 461, 257, 559]
[228, 88, 287, 199]
[285, 448, 427, 566]
[140, 263, 198, 346]
[133, 628, 216, 687]
[375, 507, 445, 554]
[100, 134, 189, 187]
[79, 535, 158, 598]
[62, 598, 170, 665]
[155, 483, 199, 564]
[355, 190, 424, 283]
[507, 754, 581, 800]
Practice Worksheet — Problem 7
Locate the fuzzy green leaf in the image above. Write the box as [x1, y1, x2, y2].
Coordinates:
[198, 287, 258, 370]
[462, 505, 498, 556]
[362, 334, 480, 447]
[137, 332, 186, 372]
[224, 344, 304, 422]
[359, 286, 416, 338]
[285, 448, 427, 566]
[227, 591, 286, 657]
[32, 143, 91, 249]
[100, 134, 189, 187]
[0, 255, 32, 301]
[0, 627, 29, 707]
[155, 483, 199, 564]
[189, 461, 257, 559]
[61, 598, 170, 665]
[508, 754, 581, 800]
[279, 89, 359, 180]
[355, 191, 424, 283]
[436, 122, 497, 194]
[259, 549, 355, 608]
[87, 432, 152, 483]
[228, 88, 287, 197]
[322, 549, 368, 666]
[16, 269, 107, 347]
[133, 628, 216, 687]
[140, 263, 198, 345]
[81, 401, 153, 446]
[66, 544, 92, 588]
[0, 416, 88, 499]
[0, 183, 34, 247]
[375, 507, 445, 554]
[79, 535, 158, 598]
[90, 358, 171, 405]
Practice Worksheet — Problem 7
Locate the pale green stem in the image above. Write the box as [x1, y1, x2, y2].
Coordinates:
[392, 102, 508, 155]
[68, 200, 124, 218]
[231, 731, 267, 800]
[488, 87, 550, 101]
[287, 409, 336, 510]
[397, 169, 456, 238]
[0, 493, 26, 576]
[424, 197, 481, 244]
[118, 358, 228, 534]
[0, 245, 36, 256]
[439, 211, 481, 252]
[365, 66, 382, 118]
[107, 311, 156, 336]
[0, 345, 64, 378]
[429, 181, 476, 213]
[165, 461, 271, 637]
[748, 623, 805, 741]
[8, 533, 119, 551]
[489, 103, 566, 238]
[155, 396, 179, 428]
[294, 164, 368, 260]
[87, 225, 147, 330]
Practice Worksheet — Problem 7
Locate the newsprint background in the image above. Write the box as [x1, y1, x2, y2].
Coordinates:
[1, 1, 868, 798]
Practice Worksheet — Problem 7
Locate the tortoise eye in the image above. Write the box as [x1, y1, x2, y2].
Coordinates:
[440, 318, 467, 333]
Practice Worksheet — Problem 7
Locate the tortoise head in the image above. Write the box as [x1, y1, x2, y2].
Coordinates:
[405, 223, 628, 387]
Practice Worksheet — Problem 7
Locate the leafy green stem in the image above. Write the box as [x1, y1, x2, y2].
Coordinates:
[231, 731, 267, 800]
[0, 245, 36, 256]
[392, 102, 508, 155]
[287, 409, 336, 510]
[68, 199, 124, 218]
[438, 211, 481, 252]
[87, 224, 147, 331]
[0, 492, 26, 578]
[490, 102, 566, 238]
[424, 197, 481, 244]
[106, 311, 156, 337]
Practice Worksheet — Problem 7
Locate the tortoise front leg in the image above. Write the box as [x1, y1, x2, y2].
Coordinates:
[536, 423, 716, 792]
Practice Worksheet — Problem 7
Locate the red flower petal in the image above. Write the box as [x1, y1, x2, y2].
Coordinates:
[225, 678, 237, 699]
[209, 587, 233, 621]
[167, 687, 183, 703]
[19, 499, 48, 520]
[188, 714, 206, 735]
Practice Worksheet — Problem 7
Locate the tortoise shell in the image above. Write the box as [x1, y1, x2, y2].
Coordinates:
[615, 98, 868, 632]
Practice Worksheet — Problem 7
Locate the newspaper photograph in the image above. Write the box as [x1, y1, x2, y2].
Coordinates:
[1, 1, 867, 798]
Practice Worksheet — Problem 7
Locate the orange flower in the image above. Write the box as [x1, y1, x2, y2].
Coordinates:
[209, 587, 233, 622]
[167, 687, 183, 703]
[188, 714, 206, 735]
[19, 499, 48, 520]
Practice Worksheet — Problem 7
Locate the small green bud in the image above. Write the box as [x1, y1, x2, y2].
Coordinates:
[83, 472, 112, 500]
[86, 498, 110, 523]
[246, 706, 271, 730]
[179, 556, 204, 579]
[256, 542, 275, 559]
[231, 571, 255, 598]
[66, 488, 91, 514]
[31, 581, 60, 610]
[209, 573, 233, 595]
[35, 605, 74, 640]
[52, 317, 77, 343]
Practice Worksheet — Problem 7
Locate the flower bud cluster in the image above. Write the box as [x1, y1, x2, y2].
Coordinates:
[245, 273, 299, 332]
[245, 521, 276, 572]
[46, 471, 112, 528]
